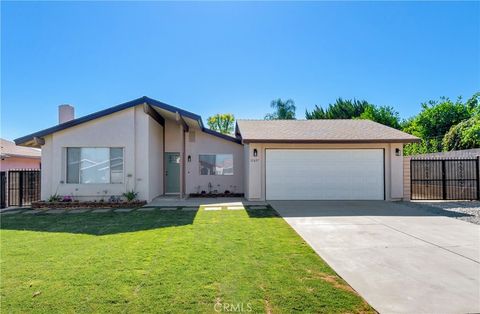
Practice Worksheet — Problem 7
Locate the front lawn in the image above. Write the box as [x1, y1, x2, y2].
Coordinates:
[1, 206, 373, 313]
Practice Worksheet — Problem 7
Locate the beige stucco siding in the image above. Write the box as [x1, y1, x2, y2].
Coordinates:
[39, 105, 242, 201]
[185, 130, 244, 195]
[148, 115, 164, 199]
[40, 106, 169, 202]
[164, 119, 182, 153]
[403, 156, 411, 200]
[390, 143, 404, 199]
[244, 142, 404, 201]
[41, 108, 136, 200]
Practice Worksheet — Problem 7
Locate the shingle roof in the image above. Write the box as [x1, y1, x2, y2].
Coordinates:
[14, 96, 241, 146]
[1, 138, 41, 158]
[236, 119, 419, 143]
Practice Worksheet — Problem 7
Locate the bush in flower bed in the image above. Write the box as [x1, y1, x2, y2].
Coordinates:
[189, 192, 244, 198]
[31, 200, 147, 209]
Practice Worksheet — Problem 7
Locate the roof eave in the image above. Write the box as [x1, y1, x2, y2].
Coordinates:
[14, 96, 240, 146]
[242, 138, 421, 144]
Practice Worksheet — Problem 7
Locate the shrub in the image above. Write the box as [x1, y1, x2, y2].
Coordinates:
[48, 194, 62, 202]
[122, 190, 138, 202]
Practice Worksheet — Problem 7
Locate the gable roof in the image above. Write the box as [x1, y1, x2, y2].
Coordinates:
[236, 119, 420, 143]
[1, 138, 41, 158]
[15, 96, 240, 145]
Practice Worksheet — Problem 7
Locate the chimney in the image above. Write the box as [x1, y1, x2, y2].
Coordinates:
[58, 104, 75, 124]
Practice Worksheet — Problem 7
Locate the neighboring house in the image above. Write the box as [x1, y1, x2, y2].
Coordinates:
[0, 138, 41, 171]
[15, 96, 419, 202]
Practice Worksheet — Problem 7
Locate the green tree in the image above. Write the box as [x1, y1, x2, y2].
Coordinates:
[442, 115, 480, 151]
[357, 105, 401, 129]
[401, 96, 474, 154]
[305, 98, 401, 129]
[265, 99, 296, 120]
[207, 113, 235, 134]
[305, 98, 369, 119]
[408, 97, 472, 139]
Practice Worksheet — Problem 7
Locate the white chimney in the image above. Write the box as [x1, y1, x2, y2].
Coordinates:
[58, 104, 75, 124]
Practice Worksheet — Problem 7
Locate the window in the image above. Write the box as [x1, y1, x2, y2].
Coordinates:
[66, 148, 124, 184]
[199, 154, 233, 176]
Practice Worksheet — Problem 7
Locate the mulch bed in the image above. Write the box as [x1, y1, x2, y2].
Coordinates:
[189, 193, 244, 198]
[31, 200, 147, 209]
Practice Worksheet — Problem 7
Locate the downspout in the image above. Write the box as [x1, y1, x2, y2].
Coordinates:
[182, 125, 186, 198]
[162, 119, 166, 195]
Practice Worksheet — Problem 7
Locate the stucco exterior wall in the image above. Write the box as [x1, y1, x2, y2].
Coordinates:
[185, 129, 244, 195]
[39, 104, 242, 202]
[148, 115, 164, 199]
[41, 108, 136, 201]
[244, 142, 404, 201]
[390, 143, 404, 199]
[403, 156, 411, 200]
[164, 119, 182, 153]
[40, 106, 167, 202]
[0, 156, 40, 171]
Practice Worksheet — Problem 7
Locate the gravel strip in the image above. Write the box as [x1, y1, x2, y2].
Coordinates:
[405, 201, 480, 225]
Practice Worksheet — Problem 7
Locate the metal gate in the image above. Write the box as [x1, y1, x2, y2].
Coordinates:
[411, 158, 479, 200]
[7, 170, 41, 207]
[0, 172, 6, 208]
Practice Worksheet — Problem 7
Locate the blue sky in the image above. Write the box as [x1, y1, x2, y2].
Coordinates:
[2, 1, 479, 140]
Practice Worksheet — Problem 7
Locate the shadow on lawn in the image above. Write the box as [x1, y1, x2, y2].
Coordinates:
[266, 200, 475, 219]
[0, 210, 198, 236]
[245, 206, 280, 218]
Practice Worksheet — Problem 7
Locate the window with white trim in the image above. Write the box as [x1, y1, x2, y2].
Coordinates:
[66, 147, 124, 184]
[199, 154, 233, 176]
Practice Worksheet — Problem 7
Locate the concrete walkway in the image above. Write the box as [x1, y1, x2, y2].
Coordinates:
[148, 196, 268, 207]
[271, 201, 480, 314]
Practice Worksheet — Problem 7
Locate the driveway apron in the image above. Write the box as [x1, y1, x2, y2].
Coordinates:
[271, 201, 480, 314]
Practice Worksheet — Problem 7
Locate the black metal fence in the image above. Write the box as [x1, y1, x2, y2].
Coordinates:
[7, 170, 41, 207]
[411, 158, 479, 200]
[0, 172, 6, 208]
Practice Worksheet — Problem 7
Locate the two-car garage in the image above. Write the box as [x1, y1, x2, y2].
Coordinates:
[265, 149, 385, 200]
[236, 119, 419, 201]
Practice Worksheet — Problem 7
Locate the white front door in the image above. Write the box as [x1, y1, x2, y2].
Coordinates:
[265, 149, 384, 200]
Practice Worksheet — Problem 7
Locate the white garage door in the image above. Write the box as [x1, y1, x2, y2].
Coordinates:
[266, 149, 384, 200]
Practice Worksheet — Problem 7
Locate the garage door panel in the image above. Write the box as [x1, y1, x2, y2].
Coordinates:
[266, 149, 384, 200]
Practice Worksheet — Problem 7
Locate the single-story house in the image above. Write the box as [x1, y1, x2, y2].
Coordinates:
[15, 96, 419, 202]
[1, 138, 41, 171]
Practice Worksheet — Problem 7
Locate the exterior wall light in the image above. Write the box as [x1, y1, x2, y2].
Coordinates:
[253, 149, 258, 157]
[187, 155, 191, 162]
[395, 148, 401, 156]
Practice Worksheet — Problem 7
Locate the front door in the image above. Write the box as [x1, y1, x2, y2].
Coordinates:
[165, 152, 180, 194]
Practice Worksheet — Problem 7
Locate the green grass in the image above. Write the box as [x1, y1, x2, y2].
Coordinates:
[1, 207, 373, 313]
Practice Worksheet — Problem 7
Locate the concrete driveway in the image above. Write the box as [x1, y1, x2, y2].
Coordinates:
[270, 201, 480, 314]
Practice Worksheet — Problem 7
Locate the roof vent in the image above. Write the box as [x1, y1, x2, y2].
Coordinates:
[59, 104, 75, 124]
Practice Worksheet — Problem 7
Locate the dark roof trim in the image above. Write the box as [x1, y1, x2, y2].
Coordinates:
[143, 103, 165, 127]
[202, 128, 242, 144]
[14, 96, 240, 145]
[178, 114, 190, 132]
[242, 138, 421, 144]
[0, 153, 41, 159]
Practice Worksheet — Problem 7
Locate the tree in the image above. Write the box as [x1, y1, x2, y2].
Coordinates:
[401, 96, 473, 154]
[407, 97, 472, 139]
[265, 99, 296, 120]
[305, 98, 401, 129]
[305, 98, 369, 119]
[442, 115, 480, 151]
[357, 105, 401, 129]
[207, 113, 235, 135]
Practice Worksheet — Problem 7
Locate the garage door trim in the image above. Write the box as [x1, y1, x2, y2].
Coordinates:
[264, 148, 386, 200]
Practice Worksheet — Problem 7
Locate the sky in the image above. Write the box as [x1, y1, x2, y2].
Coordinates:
[1, 1, 479, 141]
